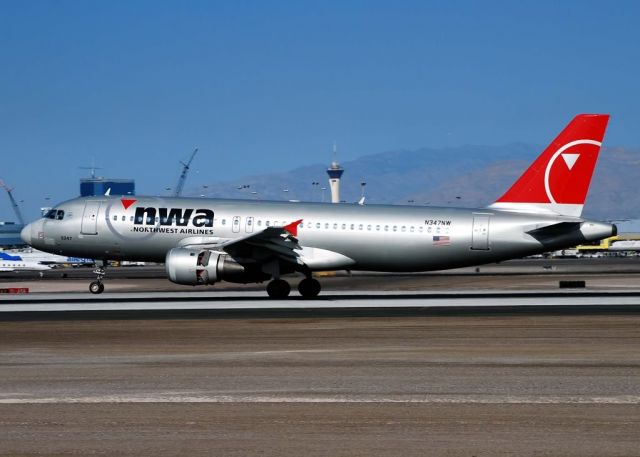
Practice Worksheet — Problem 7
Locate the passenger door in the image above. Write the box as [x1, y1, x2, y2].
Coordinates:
[81, 201, 101, 235]
[471, 215, 490, 250]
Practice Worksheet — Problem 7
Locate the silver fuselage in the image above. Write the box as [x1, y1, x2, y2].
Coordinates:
[22, 196, 615, 272]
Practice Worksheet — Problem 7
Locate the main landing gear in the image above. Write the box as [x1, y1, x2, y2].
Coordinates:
[266, 279, 290, 299]
[298, 277, 321, 298]
[89, 263, 106, 294]
[265, 276, 322, 299]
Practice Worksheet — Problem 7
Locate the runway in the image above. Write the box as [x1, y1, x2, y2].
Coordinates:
[2, 260, 640, 455]
[3, 289, 640, 317]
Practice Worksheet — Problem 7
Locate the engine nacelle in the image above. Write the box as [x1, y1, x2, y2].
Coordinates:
[165, 248, 267, 285]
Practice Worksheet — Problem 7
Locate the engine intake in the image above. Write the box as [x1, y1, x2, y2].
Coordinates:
[165, 248, 267, 285]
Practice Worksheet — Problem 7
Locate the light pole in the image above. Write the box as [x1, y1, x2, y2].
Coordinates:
[321, 187, 326, 203]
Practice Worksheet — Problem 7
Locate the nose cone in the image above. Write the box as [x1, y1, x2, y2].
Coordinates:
[20, 223, 32, 245]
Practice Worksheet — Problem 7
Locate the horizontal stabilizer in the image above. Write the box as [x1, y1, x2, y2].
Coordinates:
[526, 222, 586, 249]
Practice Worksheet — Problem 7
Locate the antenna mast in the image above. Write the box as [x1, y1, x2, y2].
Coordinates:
[174, 148, 199, 197]
[78, 158, 103, 179]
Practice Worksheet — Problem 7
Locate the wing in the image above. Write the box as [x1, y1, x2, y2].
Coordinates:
[181, 219, 304, 266]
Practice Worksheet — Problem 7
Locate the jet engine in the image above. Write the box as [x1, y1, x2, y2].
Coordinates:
[165, 248, 268, 285]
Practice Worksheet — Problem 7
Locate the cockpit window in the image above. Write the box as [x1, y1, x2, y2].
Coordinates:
[44, 209, 65, 220]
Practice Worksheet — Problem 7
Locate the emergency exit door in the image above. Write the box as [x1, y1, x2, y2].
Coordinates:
[471, 216, 490, 250]
[81, 201, 101, 235]
[245, 216, 254, 233]
[232, 216, 241, 233]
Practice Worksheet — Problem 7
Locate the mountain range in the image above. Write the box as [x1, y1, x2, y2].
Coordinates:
[187, 144, 640, 221]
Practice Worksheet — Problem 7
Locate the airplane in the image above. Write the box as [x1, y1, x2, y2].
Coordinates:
[0, 248, 95, 267]
[20, 114, 616, 297]
[0, 251, 53, 272]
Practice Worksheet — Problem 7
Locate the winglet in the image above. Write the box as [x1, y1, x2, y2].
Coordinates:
[284, 219, 303, 237]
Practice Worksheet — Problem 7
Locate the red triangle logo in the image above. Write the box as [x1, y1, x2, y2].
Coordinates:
[121, 198, 137, 210]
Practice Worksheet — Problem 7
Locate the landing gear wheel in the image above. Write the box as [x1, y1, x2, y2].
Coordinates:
[89, 281, 104, 294]
[266, 279, 291, 299]
[298, 278, 321, 298]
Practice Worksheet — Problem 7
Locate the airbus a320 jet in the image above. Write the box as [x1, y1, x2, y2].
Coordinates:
[21, 114, 616, 298]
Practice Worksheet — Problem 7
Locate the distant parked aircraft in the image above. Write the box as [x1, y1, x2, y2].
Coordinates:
[0, 251, 52, 272]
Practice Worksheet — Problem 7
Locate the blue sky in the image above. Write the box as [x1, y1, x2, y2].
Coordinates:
[1, 0, 639, 219]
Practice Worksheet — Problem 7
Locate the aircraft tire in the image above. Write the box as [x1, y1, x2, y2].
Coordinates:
[298, 278, 321, 298]
[89, 281, 104, 294]
[266, 279, 290, 299]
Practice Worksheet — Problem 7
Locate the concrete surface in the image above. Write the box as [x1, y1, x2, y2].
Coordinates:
[1, 314, 640, 456]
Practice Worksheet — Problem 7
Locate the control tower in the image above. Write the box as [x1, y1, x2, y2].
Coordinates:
[326, 143, 344, 203]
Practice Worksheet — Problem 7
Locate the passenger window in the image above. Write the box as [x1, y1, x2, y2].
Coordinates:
[257, 220, 262, 226]
[222, 219, 227, 225]
[418, 226, 424, 232]
[358, 224, 363, 230]
[341, 223, 346, 230]
[113, 215, 117, 221]
[316, 223, 321, 229]
[410, 226, 414, 232]
[393, 226, 397, 232]
[376, 225, 380, 231]
[384, 225, 389, 231]
[146, 216, 154, 224]
[367, 225, 372, 231]
[401, 226, 406, 232]
[325, 223, 329, 229]
[333, 223, 338, 230]
[130, 216, 134, 222]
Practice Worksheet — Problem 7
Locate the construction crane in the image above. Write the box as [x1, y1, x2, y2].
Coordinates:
[173, 148, 198, 197]
[0, 179, 25, 225]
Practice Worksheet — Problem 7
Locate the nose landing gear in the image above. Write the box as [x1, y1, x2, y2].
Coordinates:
[89, 263, 106, 294]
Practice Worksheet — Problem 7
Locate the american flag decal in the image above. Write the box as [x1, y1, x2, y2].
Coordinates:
[432, 235, 451, 246]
